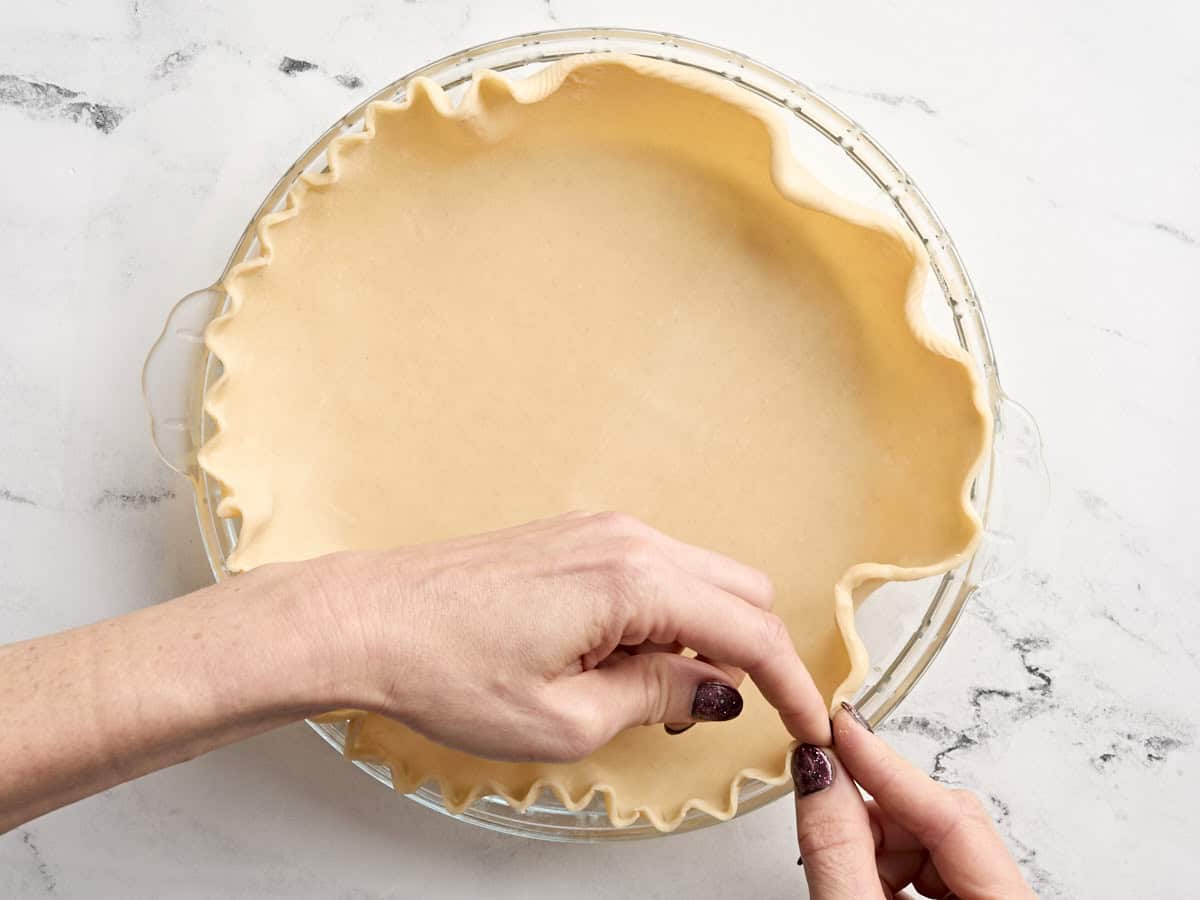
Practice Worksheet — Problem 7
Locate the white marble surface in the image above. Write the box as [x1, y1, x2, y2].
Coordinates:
[1, 1, 1197, 896]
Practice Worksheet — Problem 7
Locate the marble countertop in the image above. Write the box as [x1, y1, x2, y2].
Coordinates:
[1, 1, 1196, 897]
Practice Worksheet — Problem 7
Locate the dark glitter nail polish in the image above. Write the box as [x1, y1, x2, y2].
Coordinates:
[664, 723, 695, 735]
[791, 744, 834, 795]
[840, 700, 874, 733]
[691, 682, 743, 721]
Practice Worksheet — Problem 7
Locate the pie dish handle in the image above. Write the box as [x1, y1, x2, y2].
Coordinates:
[141, 285, 227, 476]
[974, 394, 1050, 586]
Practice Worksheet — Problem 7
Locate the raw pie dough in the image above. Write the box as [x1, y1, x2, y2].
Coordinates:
[200, 55, 990, 831]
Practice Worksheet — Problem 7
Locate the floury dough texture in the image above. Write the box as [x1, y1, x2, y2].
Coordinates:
[199, 55, 991, 830]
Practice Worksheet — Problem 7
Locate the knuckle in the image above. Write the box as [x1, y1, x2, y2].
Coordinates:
[949, 788, 986, 819]
[795, 816, 867, 862]
[602, 577, 637, 626]
[592, 510, 643, 535]
[756, 612, 792, 663]
[605, 536, 662, 584]
[866, 750, 905, 797]
[638, 657, 674, 725]
[922, 788, 988, 851]
[547, 708, 603, 763]
[757, 571, 777, 608]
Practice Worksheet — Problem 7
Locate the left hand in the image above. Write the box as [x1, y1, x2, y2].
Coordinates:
[303, 511, 832, 762]
[791, 705, 1035, 899]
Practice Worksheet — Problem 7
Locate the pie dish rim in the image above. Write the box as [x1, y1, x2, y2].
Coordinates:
[140, 26, 1047, 842]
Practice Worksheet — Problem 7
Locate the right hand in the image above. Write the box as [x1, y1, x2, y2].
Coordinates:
[792, 706, 1035, 898]
[301, 511, 832, 762]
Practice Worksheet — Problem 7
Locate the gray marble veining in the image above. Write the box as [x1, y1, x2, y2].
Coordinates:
[1, 1, 1196, 897]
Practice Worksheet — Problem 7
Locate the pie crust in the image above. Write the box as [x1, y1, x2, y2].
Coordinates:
[200, 54, 991, 831]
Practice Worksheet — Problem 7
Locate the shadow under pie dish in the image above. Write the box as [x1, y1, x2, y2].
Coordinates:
[157, 48, 998, 833]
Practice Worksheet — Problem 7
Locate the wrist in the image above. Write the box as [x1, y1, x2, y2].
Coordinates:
[200, 559, 365, 718]
[263, 552, 408, 718]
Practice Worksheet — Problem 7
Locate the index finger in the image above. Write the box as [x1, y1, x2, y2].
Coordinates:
[652, 533, 775, 610]
[831, 710, 1034, 897]
[611, 516, 774, 610]
[625, 570, 831, 744]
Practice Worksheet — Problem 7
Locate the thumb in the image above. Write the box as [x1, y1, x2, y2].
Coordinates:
[792, 743, 887, 900]
[570, 652, 744, 736]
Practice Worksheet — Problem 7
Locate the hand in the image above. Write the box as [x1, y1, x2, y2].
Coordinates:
[0, 510, 832, 831]
[307, 511, 832, 761]
[792, 706, 1035, 899]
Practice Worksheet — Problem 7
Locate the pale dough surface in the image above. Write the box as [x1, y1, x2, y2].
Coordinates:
[200, 55, 990, 830]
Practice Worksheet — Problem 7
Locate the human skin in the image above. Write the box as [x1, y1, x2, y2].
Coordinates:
[0, 511, 828, 832]
[792, 707, 1034, 898]
[0, 509, 1033, 897]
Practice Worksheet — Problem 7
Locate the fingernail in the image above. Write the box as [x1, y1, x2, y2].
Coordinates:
[796, 854, 803, 867]
[691, 682, 743, 721]
[791, 744, 834, 796]
[664, 723, 694, 735]
[840, 700, 874, 733]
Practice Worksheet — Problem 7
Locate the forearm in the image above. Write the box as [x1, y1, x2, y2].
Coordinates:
[0, 563, 350, 832]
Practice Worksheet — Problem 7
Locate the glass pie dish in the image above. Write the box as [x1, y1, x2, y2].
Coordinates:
[142, 27, 1049, 842]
